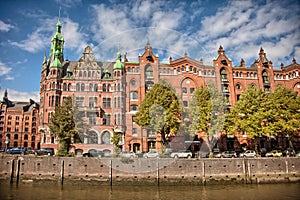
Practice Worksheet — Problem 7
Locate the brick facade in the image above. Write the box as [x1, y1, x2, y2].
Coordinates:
[1, 21, 299, 154]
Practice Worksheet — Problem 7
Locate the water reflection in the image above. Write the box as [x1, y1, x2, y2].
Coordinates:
[0, 183, 299, 200]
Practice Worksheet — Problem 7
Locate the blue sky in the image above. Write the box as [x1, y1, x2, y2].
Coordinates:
[0, 0, 299, 102]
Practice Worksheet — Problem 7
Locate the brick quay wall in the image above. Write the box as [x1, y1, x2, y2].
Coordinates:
[0, 155, 299, 186]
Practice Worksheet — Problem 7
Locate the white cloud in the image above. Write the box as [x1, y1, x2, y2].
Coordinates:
[63, 18, 88, 53]
[0, 89, 39, 102]
[0, 61, 12, 76]
[10, 17, 87, 54]
[0, 20, 14, 32]
[90, 1, 194, 61]
[195, 0, 300, 67]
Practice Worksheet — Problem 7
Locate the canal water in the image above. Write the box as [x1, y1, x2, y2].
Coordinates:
[0, 183, 299, 200]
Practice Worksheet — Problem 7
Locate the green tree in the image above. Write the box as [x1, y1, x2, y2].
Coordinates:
[135, 81, 182, 145]
[189, 82, 226, 153]
[49, 96, 78, 156]
[224, 85, 271, 139]
[268, 86, 300, 149]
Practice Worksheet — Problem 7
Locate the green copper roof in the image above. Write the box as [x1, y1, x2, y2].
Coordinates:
[113, 52, 124, 69]
[50, 50, 62, 68]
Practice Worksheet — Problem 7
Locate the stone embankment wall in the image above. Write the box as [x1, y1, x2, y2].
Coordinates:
[0, 155, 299, 185]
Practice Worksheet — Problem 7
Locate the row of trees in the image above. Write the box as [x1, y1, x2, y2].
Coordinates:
[49, 81, 300, 156]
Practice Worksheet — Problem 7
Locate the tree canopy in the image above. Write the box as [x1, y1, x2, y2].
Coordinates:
[224, 85, 300, 140]
[189, 82, 226, 136]
[135, 81, 182, 144]
[49, 96, 78, 156]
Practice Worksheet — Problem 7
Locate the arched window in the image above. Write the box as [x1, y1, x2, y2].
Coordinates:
[88, 131, 98, 144]
[130, 91, 138, 100]
[103, 84, 107, 92]
[81, 83, 85, 91]
[101, 131, 111, 144]
[24, 134, 28, 140]
[145, 64, 153, 79]
[76, 83, 80, 91]
[262, 71, 269, 83]
[107, 84, 111, 92]
[236, 84, 241, 90]
[89, 83, 93, 91]
[79, 71, 82, 77]
[220, 68, 227, 80]
[88, 71, 91, 78]
[94, 84, 98, 92]
[14, 134, 18, 140]
[68, 83, 72, 91]
[63, 83, 67, 91]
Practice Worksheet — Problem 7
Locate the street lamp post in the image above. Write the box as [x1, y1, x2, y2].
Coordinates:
[5, 136, 9, 152]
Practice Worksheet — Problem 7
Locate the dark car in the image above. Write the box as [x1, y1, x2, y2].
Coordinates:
[7, 147, 26, 154]
[221, 151, 237, 158]
[35, 148, 55, 156]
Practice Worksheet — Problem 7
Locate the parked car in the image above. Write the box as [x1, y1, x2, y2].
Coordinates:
[265, 150, 283, 157]
[7, 147, 26, 154]
[26, 147, 35, 155]
[35, 148, 55, 156]
[83, 149, 104, 157]
[282, 148, 295, 157]
[221, 151, 237, 158]
[198, 151, 210, 158]
[239, 150, 257, 158]
[143, 151, 160, 158]
[119, 152, 137, 158]
[170, 151, 192, 159]
[259, 148, 267, 157]
[213, 149, 222, 158]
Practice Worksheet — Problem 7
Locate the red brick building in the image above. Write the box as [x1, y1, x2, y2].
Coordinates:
[0, 90, 40, 150]
[1, 18, 300, 154]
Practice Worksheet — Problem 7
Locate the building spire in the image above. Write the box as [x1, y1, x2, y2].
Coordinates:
[56, 7, 62, 33]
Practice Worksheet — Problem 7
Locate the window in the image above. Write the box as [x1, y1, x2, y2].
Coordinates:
[76, 83, 80, 91]
[236, 84, 241, 90]
[130, 105, 138, 112]
[103, 84, 106, 92]
[14, 134, 18, 140]
[147, 129, 156, 138]
[89, 97, 97, 108]
[182, 87, 187, 94]
[131, 79, 136, 87]
[102, 98, 111, 108]
[68, 83, 72, 91]
[88, 131, 98, 144]
[145, 64, 153, 79]
[183, 101, 188, 108]
[190, 88, 195, 94]
[63, 83, 67, 91]
[262, 71, 269, 83]
[101, 131, 111, 144]
[87, 112, 97, 125]
[220, 68, 227, 80]
[132, 128, 137, 136]
[94, 84, 98, 92]
[24, 134, 28, 140]
[75, 97, 84, 107]
[130, 91, 138, 100]
[103, 114, 111, 125]
[89, 84, 93, 91]
[145, 81, 154, 92]
[81, 83, 85, 91]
